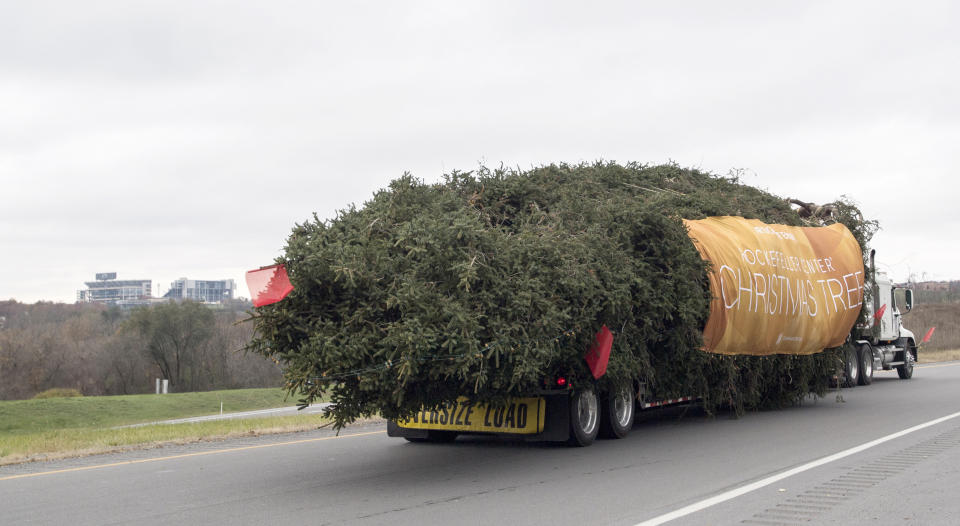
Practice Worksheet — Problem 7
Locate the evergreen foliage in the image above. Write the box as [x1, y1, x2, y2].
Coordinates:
[246, 163, 876, 429]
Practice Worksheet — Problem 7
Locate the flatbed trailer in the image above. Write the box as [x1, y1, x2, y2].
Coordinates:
[388, 247, 922, 447]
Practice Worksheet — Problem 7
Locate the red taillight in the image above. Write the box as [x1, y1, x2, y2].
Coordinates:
[556, 377, 567, 387]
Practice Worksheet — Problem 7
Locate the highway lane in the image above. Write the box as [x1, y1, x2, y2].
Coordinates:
[3, 363, 960, 525]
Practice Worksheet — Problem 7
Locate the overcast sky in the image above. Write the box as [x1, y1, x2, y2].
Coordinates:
[2, 1, 958, 303]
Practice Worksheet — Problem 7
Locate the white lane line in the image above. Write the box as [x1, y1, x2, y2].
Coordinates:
[116, 403, 332, 428]
[634, 409, 960, 526]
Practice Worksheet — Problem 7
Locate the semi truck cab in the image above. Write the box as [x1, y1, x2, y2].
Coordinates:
[846, 252, 918, 386]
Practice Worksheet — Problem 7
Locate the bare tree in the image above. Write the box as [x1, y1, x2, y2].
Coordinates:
[124, 301, 215, 392]
[0, 300, 279, 399]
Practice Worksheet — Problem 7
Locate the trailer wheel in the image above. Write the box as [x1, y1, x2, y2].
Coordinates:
[897, 349, 915, 379]
[857, 344, 874, 386]
[599, 384, 635, 439]
[568, 389, 600, 447]
[843, 345, 859, 388]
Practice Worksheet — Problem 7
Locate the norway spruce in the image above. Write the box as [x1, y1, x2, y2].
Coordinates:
[246, 163, 876, 430]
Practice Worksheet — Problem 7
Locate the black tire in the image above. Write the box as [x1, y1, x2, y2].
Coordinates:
[843, 345, 859, 388]
[898, 348, 915, 379]
[599, 384, 635, 439]
[857, 344, 874, 386]
[404, 430, 458, 443]
[568, 389, 600, 447]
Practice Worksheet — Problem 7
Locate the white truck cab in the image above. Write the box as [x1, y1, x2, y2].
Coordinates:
[845, 250, 918, 386]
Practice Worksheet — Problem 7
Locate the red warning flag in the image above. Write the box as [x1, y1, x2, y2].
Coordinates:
[922, 327, 936, 344]
[584, 325, 613, 379]
[874, 304, 887, 322]
[246, 264, 294, 307]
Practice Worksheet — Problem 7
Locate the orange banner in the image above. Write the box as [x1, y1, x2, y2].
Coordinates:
[684, 217, 864, 355]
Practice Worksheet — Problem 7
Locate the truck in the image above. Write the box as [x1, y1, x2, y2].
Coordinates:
[386, 224, 920, 447]
[246, 164, 925, 448]
[842, 250, 918, 387]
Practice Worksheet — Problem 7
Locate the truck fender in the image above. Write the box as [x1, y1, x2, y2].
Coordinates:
[899, 327, 916, 343]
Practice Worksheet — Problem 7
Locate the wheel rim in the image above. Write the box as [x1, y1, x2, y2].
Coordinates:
[613, 387, 633, 428]
[863, 350, 873, 377]
[848, 350, 858, 382]
[576, 390, 599, 435]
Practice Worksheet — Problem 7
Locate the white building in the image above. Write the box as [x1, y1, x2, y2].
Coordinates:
[163, 278, 236, 303]
[77, 273, 153, 305]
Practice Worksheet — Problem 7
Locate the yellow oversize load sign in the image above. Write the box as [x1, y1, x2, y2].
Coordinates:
[396, 397, 546, 434]
[683, 217, 864, 355]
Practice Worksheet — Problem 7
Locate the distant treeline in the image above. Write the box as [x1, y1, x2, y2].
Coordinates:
[901, 280, 960, 304]
[0, 290, 954, 401]
[0, 300, 281, 400]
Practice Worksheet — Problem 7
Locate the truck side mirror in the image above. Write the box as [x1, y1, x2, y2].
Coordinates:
[903, 288, 914, 313]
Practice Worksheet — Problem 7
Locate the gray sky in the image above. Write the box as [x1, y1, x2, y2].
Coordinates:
[2, 1, 957, 303]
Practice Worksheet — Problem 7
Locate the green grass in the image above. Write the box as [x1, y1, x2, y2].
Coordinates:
[0, 388, 343, 465]
[0, 414, 339, 465]
[0, 388, 298, 435]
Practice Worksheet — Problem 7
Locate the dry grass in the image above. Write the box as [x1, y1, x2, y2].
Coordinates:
[908, 304, 959, 351]
[920, 348, 960, 364]
[0, 414, 385, 466]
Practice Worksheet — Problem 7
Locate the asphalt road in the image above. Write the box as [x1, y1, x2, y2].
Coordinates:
[3, 363, 960, 526]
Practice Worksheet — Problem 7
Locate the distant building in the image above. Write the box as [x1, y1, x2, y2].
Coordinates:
[77, 273, 153, 306]
[163, 278, 236, 303]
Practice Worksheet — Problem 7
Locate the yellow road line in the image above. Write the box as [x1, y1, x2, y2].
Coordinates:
[0, 430, 385, 482]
